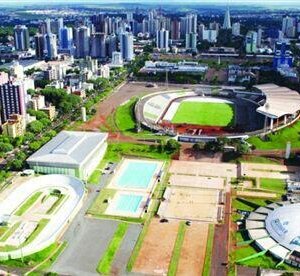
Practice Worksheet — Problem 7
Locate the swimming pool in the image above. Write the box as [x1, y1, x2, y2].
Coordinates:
[115, 194, 143, 213]
[116, 161, 158, 189]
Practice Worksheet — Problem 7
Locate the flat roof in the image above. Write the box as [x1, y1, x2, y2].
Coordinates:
[27, 131, 108, 167]
[254, 84, 300, 118]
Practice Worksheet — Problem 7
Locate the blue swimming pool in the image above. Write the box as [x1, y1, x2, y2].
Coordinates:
[115, 194, 143, 213]
[117, 161, 158, 189]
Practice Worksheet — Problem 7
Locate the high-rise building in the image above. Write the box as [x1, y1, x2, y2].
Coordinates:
[245, 31, 258, 53]
[257, 28, 263, 48]
[34, 33, 45, 59]
[223, 6, 232, 29]
[170, 20, 181, 40]
[45, 33, 58, 60]
[232, 22, 241, 36]
[119, 32, 134, 61]
[282, 16, 296, 38]
[0, 81, 26, 123]
[156, 28, 169, 52]
[91, 14, 107, 33]
[59, 26, 73, 50]
[90, 33, 107, 59]
[45, 18, 51, 34]
[111, 51, 123, 66]
[181, 14, 197, 36]
[106, 34, 117, 58]
[75, 26, 90, 58]
[185, 32, 197, 51]
[14, 25, 30, 51]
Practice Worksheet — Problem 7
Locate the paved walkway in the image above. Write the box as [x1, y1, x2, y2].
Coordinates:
[111, 224, 142, 276]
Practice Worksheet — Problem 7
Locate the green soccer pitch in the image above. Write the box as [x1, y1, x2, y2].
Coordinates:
[171, 102, 235, 127]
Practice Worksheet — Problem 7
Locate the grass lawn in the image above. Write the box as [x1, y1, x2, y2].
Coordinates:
[46, 194, 67, 215]
[97, 222, 129, 275]
[260, 178, 286, 195]
[87, 189, 116, 216]
[232, 197, 270, 212]
[15, 192, 42, 216]
[0, 226, 8, 238]
[247, 120, 300, 150]
[27, 241, 67, 275]
[0, 242, 62, 268]
[168, 222, 187, 276]
[233, 244, 297, 271]
[202, 224, 215, 276]
[171, 102, 235, 126]
[115, 98, 137, 132]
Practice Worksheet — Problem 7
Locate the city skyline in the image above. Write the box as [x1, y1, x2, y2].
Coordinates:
[0, 0, 300, 7]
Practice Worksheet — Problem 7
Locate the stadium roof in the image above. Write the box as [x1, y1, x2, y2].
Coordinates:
[254, 84, 300, 119]
[27, 131, 108, 167]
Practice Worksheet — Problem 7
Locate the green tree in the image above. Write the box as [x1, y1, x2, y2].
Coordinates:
[29, 141, 42, 151]
[28, 121, 44, 133]
[165, 139, 181, 152]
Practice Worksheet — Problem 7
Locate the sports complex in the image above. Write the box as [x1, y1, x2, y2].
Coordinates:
[135, 83, 300, 141]
[245, 202, 300, 268]
[0, 175, 84, 260]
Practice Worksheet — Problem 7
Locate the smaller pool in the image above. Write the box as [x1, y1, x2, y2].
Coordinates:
[115, 194, 143, 213]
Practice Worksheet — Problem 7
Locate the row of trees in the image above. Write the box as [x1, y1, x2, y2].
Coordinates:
[192, 137, 250, 155]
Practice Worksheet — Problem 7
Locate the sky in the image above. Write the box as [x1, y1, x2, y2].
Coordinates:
[0, 0, 299, 7]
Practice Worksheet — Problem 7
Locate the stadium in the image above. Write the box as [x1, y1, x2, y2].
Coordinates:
[135, 84, 300, 141]
[245, 201, 300, 268]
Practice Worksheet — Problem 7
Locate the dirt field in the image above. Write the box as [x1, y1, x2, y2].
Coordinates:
[161, 187, 220, 222]
[169, 160, 237, 178]
[177, 223, 209, 276]
[79, 82, 186, 131]
[133, 219, 179, 275]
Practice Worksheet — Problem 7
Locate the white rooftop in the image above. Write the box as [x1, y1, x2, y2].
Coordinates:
[27, 131, 108, 167]
[255, 84, 300, 119]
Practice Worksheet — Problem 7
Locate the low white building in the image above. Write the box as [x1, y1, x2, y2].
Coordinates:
[27, 131, 108, 180]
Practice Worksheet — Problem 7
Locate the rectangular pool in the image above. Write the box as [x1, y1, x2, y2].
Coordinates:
[115, 194, 143, 213]
[116, 161, 158, 190]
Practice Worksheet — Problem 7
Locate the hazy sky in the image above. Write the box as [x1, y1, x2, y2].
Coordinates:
[0, 0, 299, 6]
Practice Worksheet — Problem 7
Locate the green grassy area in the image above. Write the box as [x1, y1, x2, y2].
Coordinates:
[87, 189, 116, 215]
[0, 222, 21, 243]
[171, 102, 235, 126]
[27, 241, 67, 275]
[0, 242, 61, 268]
[232, 197, 270, 212]
[260, 178, 286, 195]
[239, 156, 281, 165]
[168, 222, 186, 276]
[247, 120, 300, 150]
[15, 192, 42, 216]
[46, 194, 66, 215]
[202, 224, 215, 276]
[233, 243, 298, 271]
[97, 222, 129, 275]
[115, 98, 137, 132]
